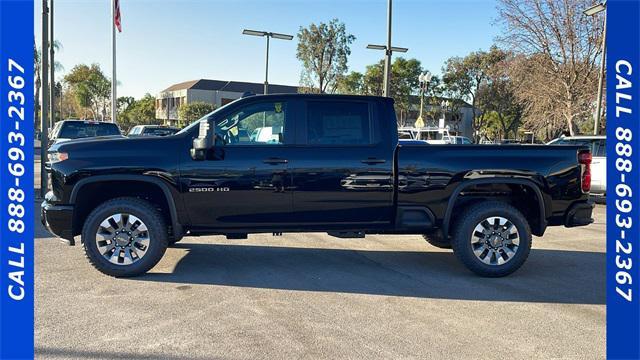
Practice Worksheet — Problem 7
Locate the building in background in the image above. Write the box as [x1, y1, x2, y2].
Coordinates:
[155, 79, 299, 126]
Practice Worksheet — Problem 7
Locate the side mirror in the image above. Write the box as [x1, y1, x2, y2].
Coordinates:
[190, 118, 215, 160]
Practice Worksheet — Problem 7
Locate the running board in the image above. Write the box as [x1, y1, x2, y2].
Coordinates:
[226, 233, 248, 240]
[327, 231, 365, 239]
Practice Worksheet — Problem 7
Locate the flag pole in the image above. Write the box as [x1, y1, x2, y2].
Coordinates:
[49, 0, 55, 128]
[111, 0, 116, 123]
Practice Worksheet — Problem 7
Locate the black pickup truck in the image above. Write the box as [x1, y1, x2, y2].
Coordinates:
[41, 94, 594, 277]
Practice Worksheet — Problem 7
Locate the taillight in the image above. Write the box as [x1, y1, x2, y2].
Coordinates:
[578, 150, 592, 193]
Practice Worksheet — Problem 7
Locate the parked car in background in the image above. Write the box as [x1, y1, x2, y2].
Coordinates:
[49, 120, 123, 147]
[128, 125, 180, 137]
[249, 126, 283, 144]
[398, 130, 414, 140]
[451, 136, 473, 144]
[547, 135, 606, 196]
[398, 126, 453, 144]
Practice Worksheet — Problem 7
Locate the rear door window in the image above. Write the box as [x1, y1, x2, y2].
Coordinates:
[306, 101, 372, 145]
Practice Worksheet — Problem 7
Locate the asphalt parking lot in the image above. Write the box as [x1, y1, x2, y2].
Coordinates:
[34, 201, 606, 360]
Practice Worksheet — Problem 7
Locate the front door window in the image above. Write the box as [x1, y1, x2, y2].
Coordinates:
[217, 101, 286, 145]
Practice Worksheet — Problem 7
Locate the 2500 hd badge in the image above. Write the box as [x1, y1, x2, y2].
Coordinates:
[189, 187, 230, 192]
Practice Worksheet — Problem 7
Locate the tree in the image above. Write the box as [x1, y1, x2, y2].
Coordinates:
[178, 102, 216, 124]
[442, 46, 508, 141]
[335, 71, 364, 95]
[117, 96, 135, 113]
[34, 40, 63, 129]
[119, 94, 160, 130]
[361, 58, 424, 124]
[338, 58, 430, 126]
[64, 64, 111, 120]
[296, 19, 356, 93]
[477, 82, 522, 139]
[390, 58, 423, 124]
[362, 61, 384, 96]
[473, 52, 523, 140]
[497, 0, 603, 136]
[58, 82, 82, 120]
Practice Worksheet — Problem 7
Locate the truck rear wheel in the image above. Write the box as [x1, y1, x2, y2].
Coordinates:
[451, 201, 532, 277]
[81, 197, 168, 277]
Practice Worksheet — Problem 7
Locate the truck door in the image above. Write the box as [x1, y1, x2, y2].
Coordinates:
[180, 99, 294, 229]
[290, 99, 394, 228]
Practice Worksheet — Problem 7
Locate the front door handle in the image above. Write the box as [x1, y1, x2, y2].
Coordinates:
[263, 158, 288, 165]
[361, 158, 386, 165]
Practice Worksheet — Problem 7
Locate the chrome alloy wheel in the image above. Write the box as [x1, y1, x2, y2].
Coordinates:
[95, 213, 150, 265]
[470, 216, 520, 266]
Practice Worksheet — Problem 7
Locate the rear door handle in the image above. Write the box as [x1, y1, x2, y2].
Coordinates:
[361, 158, 386, 165]
[263, 158, 288, 165]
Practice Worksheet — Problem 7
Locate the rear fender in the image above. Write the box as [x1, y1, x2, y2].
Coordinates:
[442, 178, 547, 238]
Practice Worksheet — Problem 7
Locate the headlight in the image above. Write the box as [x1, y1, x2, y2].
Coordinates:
[47, 152, 68, 163]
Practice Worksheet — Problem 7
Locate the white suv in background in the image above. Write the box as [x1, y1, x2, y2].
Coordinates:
[547, 135, 606, 196]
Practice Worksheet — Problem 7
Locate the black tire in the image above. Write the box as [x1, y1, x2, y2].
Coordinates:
[82, 197, 168, 277]
[451, 201, 532, 277]
[422, 231, 452, 249]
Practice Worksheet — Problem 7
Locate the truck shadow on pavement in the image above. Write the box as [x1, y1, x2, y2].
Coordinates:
[137, 243, 605, 305]
[34, 347, 214, 360]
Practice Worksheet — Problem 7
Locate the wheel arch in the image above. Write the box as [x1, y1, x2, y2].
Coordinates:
[70, 175, 183, 240]
[442, 178, 547, 239]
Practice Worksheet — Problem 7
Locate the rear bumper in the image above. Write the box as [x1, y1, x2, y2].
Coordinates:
[41, 200, 75, 245]
[564, 200, 595, 227]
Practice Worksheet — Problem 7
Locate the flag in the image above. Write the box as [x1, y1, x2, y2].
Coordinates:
[114, 0, 122, 32]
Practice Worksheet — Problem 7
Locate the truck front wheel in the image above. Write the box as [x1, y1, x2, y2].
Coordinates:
[168, 235, 183, 247]
[81, 197, 168, 277]
[451, 201, 532, 277]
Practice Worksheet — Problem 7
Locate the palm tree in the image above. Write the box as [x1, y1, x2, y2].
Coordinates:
[34, 39, 63, 130]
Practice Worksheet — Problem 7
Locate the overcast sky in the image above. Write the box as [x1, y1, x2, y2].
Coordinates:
[34, 0, 500, 98]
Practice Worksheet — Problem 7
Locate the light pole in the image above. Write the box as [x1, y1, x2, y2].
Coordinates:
[242, 29, 293, 95]
[584, 1, 607, 135]
[366, 44, 408, 97]
[367, 0, 407, 97]
[440, 100, 450, 129]
[416, 71, 432, 128]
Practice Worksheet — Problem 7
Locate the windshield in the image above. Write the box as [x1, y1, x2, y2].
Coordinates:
[57, 122, 121, 139]
[176, 98, 241, 135]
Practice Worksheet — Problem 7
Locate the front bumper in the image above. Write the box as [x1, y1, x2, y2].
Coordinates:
[564, 200, 595, 227]
[41, 199, 75, 245]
